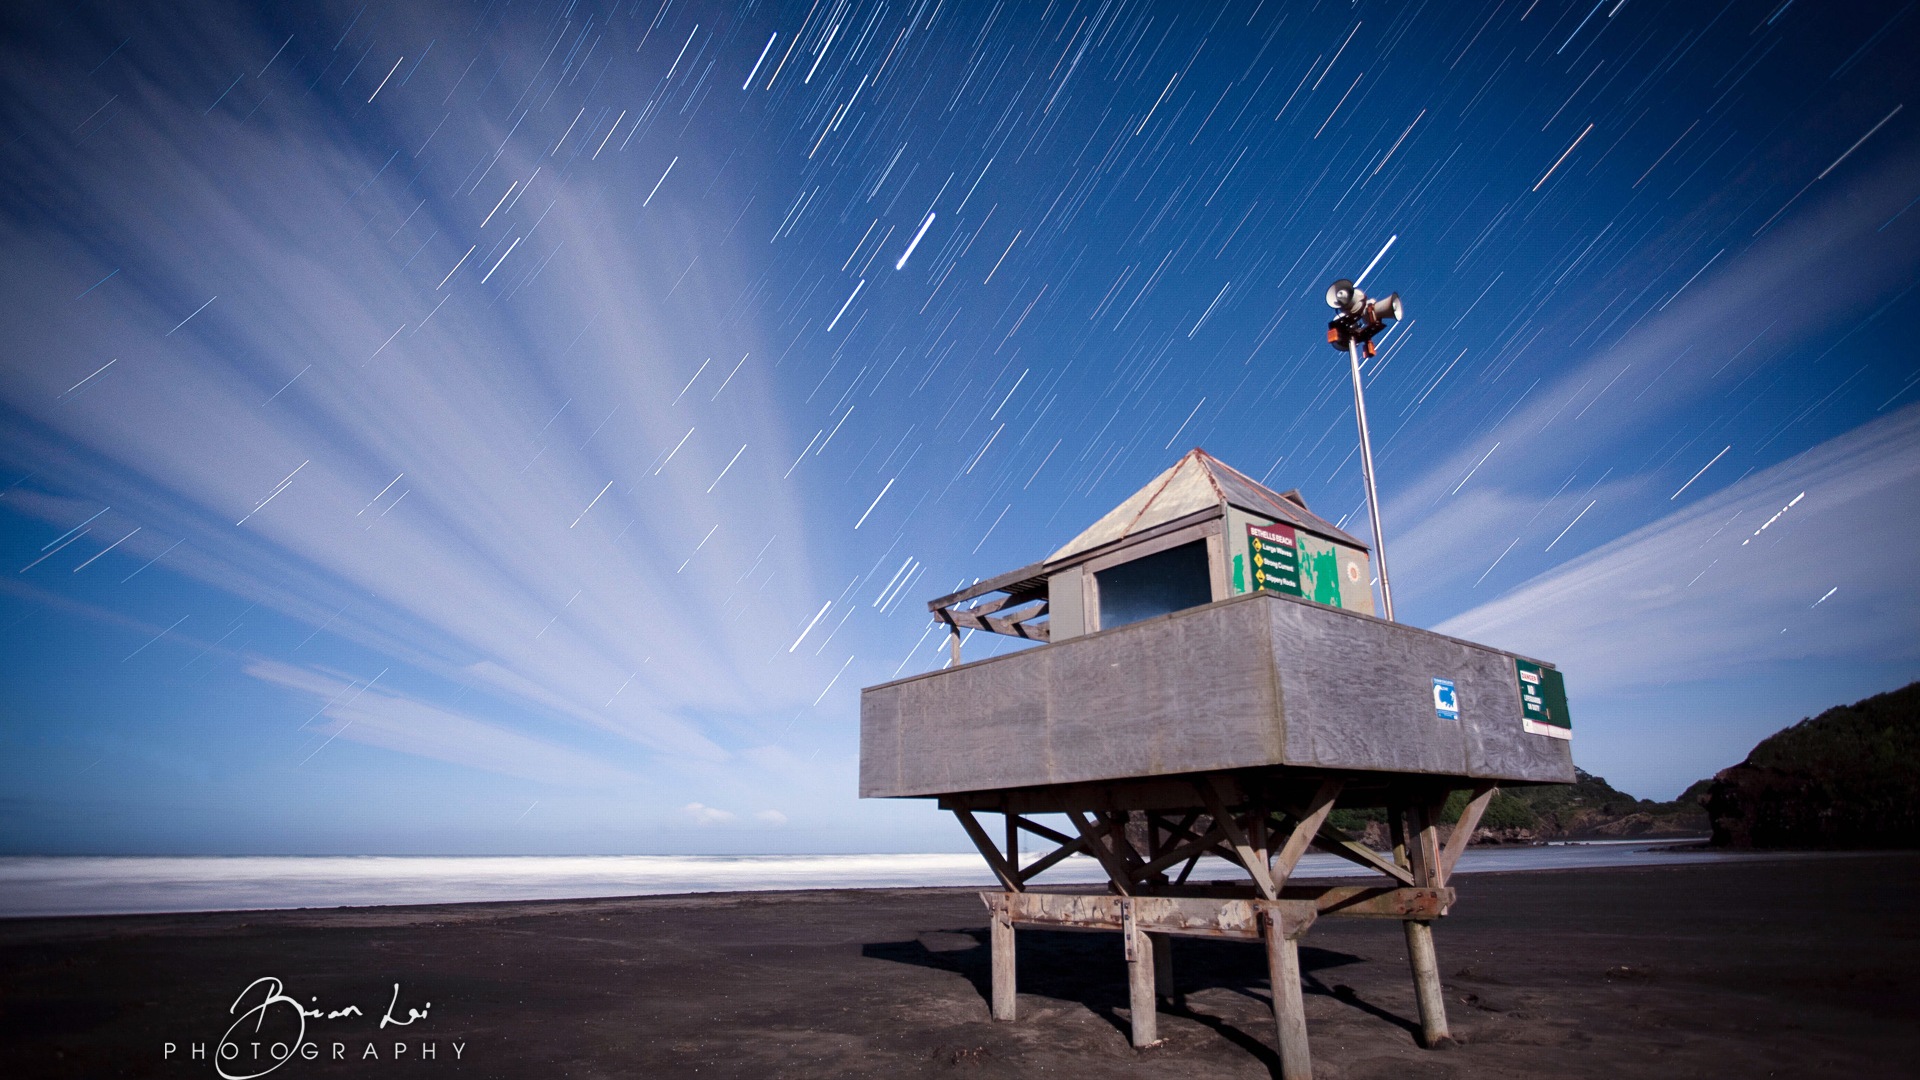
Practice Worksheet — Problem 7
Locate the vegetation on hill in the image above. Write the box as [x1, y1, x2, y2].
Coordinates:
[1322, 768, 1708, 845]
[1312, 681, 1920, 851]
[1435, 768, 1708, 839]
[1705, 681, 1920, 849]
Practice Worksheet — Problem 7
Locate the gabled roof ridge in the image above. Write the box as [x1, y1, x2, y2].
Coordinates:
[1191, 447, 1229, 504]
[1043, 449, 1367, 565]
[1196, 450, 1368, 550]
[1199, 451, 1295, 518]
[1117, 449, 1194, 536]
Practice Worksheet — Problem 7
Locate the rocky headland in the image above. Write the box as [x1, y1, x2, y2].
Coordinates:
[1332, 679, 1920, 850]
[1703, 681, 1920, 849]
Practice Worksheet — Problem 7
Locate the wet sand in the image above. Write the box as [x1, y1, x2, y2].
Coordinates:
[3, 852, 1916, 1078]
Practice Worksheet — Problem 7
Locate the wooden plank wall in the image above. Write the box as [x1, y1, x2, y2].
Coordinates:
[860, 591, 1574, 798]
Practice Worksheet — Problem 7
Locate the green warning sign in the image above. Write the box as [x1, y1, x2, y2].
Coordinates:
[1246, 523, 1303, 597]
[1515, 659, 1572, 740]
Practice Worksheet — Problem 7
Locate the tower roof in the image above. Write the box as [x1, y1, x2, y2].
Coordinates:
[1046, 448, 1367, 565]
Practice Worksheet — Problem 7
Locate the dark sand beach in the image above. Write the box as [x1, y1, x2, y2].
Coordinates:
[3, 852, 1917, 1079]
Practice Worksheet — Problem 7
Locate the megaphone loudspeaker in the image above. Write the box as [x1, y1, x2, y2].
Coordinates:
[1326, 278, 1359, 313]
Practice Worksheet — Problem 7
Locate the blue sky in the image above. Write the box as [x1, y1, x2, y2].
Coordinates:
[2, 0, 1916, 854]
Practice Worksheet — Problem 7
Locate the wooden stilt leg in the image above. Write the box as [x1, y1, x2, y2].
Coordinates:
[1152, 932, 1173, 1000]
[1403, 919, 1452, 1048]
[1401, 803, 1454, 1048]
[1124, 902, 1158, 1046]
[1263, 913, 1313, 1080]
[990, 900, 1016, 1021]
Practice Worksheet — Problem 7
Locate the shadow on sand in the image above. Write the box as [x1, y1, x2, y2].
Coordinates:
[864, 923, 1422, 1074]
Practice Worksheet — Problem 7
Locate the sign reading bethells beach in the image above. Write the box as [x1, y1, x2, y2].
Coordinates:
[1246, 522, 1303, 597]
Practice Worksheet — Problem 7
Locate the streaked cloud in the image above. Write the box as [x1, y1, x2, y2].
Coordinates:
[1381, 143, 1920, 612]
[1439, 401, 1920, 698]
[247, 659, 642, 787]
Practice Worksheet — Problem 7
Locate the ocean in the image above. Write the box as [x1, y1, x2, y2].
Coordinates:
[0, 841, 1812, 919]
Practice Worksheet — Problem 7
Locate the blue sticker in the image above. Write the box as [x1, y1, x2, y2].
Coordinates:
[1432, 678, 1459, 721]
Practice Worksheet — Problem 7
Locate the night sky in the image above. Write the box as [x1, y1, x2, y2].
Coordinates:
[2, 0, 1916, 854]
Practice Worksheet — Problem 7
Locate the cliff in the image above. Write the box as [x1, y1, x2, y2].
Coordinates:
[1704, 681, 1920, 849]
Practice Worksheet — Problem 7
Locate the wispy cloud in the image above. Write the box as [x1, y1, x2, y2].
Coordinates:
[0, 3, 842, 776]
[1437, 402, 1920, 691]
[1380, 144, 1920, 609]
[248, 659, 640, 787]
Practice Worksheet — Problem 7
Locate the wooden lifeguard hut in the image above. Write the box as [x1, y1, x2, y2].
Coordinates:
[860, 449, 1573, 1078]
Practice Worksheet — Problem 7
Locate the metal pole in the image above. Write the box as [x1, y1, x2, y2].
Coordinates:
[1347, 339, 1395, 622]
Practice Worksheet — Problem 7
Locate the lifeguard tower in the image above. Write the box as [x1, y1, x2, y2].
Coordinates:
[860, 449, 1573, 1079]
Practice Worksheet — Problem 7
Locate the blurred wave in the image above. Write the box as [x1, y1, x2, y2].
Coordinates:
[0, 842, 1799, 918]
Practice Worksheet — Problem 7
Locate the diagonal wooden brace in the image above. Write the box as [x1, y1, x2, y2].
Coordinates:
[1271, 778, 1344, 884]
[1069, 810, 1137, 895]
[1200, 775, 1278, 899]
[1438, 782, 1497, 887]
[953, 808, 1023, 892]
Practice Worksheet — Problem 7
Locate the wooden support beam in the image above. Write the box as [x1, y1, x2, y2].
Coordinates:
[945, 600, 1050, 639]
[1136, 820, 1231, 880]
[984, 602, 1049, 640]
[1148, 811, 1242, 885]
[941, 773, 1252, 815]
[1174, 849, 1203, 885]
[1016, 835, 1087, 883]
[996, 892, 1318, 940]
[1309, 885, 1452, 919]
[1264, 909, 1313, 1080]
[951, 590, 1038, 619]
[1154, 808, 1211, 850]
[1389, 803, 1410, 872]
[1271, 779, 1343, 884]
[953, 809, 1022, 892]
[1407, 803, 1441, 888]
[1138, 884, 1454, 919]
[1005, 813, 1019, 880]
[1301, 817, 1416, 886]
[1438, 783, 1497, 886]
[1085, 811, 1149, 885]
[1123, 899, 1159, 1046]
[987, 894, 1016, 1021]
[1405, 916, 1452, 1049]
[1069, 810, 1135, 895]
[925, 560, 1048, 612]
[1012, 816, 1076, 847]
[1401, 801, 1454, 1049]
[1166, 811, 1200, 854]
[1107, 812, 1142, 874]
[1199, 776, 1278, 900]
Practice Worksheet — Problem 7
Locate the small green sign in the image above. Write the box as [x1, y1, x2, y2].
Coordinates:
[1246, 523, 1303, 597]
[1515, 659, 1572, 740]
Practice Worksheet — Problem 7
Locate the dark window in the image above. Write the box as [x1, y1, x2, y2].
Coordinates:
[1095, 540, 1212, 630]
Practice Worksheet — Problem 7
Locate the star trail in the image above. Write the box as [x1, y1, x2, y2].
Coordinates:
[1, 0, 1916, 853]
